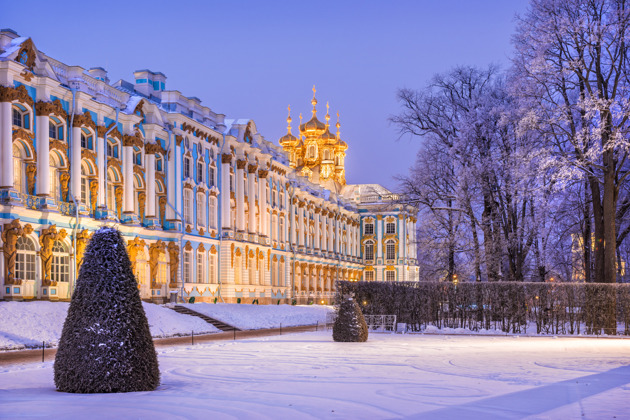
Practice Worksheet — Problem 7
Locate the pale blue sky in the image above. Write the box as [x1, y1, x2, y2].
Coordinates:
[4, 0, 529, 190]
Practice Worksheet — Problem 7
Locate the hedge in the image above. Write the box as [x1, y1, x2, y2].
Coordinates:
[336, 281, 630, 336]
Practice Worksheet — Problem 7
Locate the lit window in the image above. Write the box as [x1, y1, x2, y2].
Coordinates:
[15, 236, 36, 281]
[184, 190, 193, 225]
[208, 253, 216, 283]
[209, 198, 216, 229]
[364, 271, 374, 281]
[51, 241, 70, 283]
[183, 156, 191, 179]
[183, 251, 192, 283]
[197, 193, 206, 227]
[208, 166, 215, 187]
[386, 241, 396, 260]
[364, 242, 374, 261]
[197, 249, 205, 283]
[386, 270, 396, 282]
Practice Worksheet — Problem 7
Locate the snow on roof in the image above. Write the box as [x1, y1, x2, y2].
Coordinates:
[0, 36, 28, 59]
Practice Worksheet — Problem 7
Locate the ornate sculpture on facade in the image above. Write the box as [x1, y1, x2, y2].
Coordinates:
[127, 237, 147, 275]
[75, 229, 90, 276]
[89, 180, 98, 215]
[39, 225, 67, 286]
[138, 192, 146, 222]
[2, 220, 32, 285]
[148, 240, 166, 286]
[158, 196, 166, 226]
[59, 171, 70, 202]
[115, 186, 123, 219]
[26, 164, 36, 195]
[167, 242, 179, 288]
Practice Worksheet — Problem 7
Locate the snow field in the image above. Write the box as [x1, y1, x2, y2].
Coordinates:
[0, 332, 628, 419]
[180, 303, 334, 330]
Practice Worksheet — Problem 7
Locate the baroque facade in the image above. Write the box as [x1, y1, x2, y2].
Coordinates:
[0, 30, 418, 304]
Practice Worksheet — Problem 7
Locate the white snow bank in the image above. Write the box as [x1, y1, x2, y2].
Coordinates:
[0, 301, 218, 350]
[181, 303, 334, 330]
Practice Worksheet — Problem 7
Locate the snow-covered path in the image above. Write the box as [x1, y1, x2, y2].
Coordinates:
[1, 333, 628, 419]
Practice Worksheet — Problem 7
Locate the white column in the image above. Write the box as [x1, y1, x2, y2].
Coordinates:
[175, 143, 183, 217]
[146, 152, 156, 217]
[35, 114, 50, 196]
[236, 159, 245, 231]
[259, 171, 268, 236]
[167, 143, 177, 219]
[97, 130, 106, 207]
[398, 215, 405, 260]
[328, 214, 334, 252]
[314, 210, 321, 250]
[123, 145, 134, 212]
[221, 155, 231, 229]
[0, 102, 13, 188]
[248, 167, 256, 233]
[290, 201, 296, 246]
[322, 213, 328, 252]
[377, 216, 383, 259]
[298, 203, 305, 248]
[71, 125, 82, 202]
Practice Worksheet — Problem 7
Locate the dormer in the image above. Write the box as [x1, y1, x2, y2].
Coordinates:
[87, 67, 109, 83]
[133, 69, 166, 99]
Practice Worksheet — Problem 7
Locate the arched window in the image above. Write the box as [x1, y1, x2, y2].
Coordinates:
[323, 149, 330, 161]
[13, 143, 25, 194]
[208, 165, 215, 187]
[279, 259, 285, 286]
[209, 197, 217, 229]
[49, 117, 64, 140]
[386, 240, 396, 260]
[364, 241, 374, 261]
[80, 163, 90, 205]
[15, 236, 36, 281]
[49, 152, 65, 201]
[271, 215, 278, 242]
[279, 218, 284, 243]
[133, 148, 142, 166]
[12, 104, 30, 129]
[81, 128, 93, 150]
[106, 169, 118, 210]
[183, 250, 192, 283]
[197, 160, 204, 184]
[183, 155, 191, 179]
[197, 192, 206, 228]
[258, 258, 265, 285]
[135, 248, 147, 286]
[51, 241, 70, 283]
[107, 138, 119, 158]
[155, 154, 163, 172]
[309, 145, 316, 158]
[196, 249, 205, 283]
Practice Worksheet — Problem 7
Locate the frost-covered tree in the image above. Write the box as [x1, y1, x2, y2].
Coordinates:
[333, 297, 369, 342]
[54, 227, 160, 393]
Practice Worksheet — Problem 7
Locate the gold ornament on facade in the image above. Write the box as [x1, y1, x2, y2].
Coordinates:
[39, 225, 67, 286]
[75, 229, 91, 276]
[2, 219, 31, 285]
[19, 69, 34, 82]
[59, 171, 70, 202]
[15, 38, 36, 70]
[0, 85, 34, 106]
[138, 192, 146, 221]
[115, 186, 123, 219]
[35, 99, 67, 119]
[89, 180, 98, 215]
[149, 240, 166, 286]
[123, 131, 144, 148]
[127, 237, 146, 275]
[167, 242, 180, 287]
[185, 225, 192, 233]
[26, 164, 36, 195]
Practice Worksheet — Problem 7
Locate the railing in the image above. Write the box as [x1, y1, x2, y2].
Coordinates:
[359, 193, 401, 204]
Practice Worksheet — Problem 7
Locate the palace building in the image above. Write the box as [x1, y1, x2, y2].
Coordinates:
[0, 30, 418, 304]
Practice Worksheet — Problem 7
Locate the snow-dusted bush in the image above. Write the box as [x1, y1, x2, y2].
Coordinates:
[333, 296, 368, 342]
[336, 281, 630, 336]
[54, 227, 160, 393]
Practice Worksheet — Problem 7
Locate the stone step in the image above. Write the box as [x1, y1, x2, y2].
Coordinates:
[169, 305, 241, 332]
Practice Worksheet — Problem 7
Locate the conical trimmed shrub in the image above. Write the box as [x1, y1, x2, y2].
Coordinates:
[333, 297, 369, 342]
[54, 227, 160, 393]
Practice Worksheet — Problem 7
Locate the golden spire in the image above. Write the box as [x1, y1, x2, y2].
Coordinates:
[299, 113, 303, 139]
[311, 85, 317, 117]
[286, 105, 292, 134]
[336, 111, 341, 139]
[325, 102, 330, 126]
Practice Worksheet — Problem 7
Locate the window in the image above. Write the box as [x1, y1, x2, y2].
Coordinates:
[49, 120, 63, 140]
[324, 149, 331, 161]
[364, 271, 374, 281]
[209, 253, 216, 283]
[272, 190, 277, 207]
[107, 140, 118, 158]
[156, 155, 163, 172]
[364, 241, 374, 261]
[197, 193, 206, 227]
[15, 236, 36, 281]
[13, 145, 24, 194]
[196, 249, 205, 283]
[386, 241, 396, 260]
[81, 133, 93, 149]
[386, 222, 396, 234]
[12, 107, 30, 129]
[279, 260, 285, 286]
[183, 251, 192, 283]
[209, 197, 216, 228]
[234, 253, 242, 284]
[271, 215, 278, 242]
[80, 167, 89, 205]
[364, 223, 374, 235]
[49, 167, 59, 200]
[230, 172, 234, 192]
[249, 256, 255, 285]
[183, 156, 191, 179]
[157, 253, 168, 284]
[197, 161, 204, 184]
[279, 218, 284, 242]
[134, 150, 142, 166]
[51, 241, 70, 283]
[184, 189, 193, 225]
[309, 145, 316, 158]
[208, 166, 215, 187]
[279, 191, 284, 209]
[386, 270, 396, 282]
[134, 250, 147, 286]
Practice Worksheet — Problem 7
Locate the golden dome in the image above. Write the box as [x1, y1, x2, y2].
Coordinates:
[279, 105, 299, 145]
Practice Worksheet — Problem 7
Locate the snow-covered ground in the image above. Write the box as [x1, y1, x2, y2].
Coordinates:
[0, 332, 628, 419]
[0, 301, 218, 350]
[181, 303, 333, 330]
[0, 302, 333, 350]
